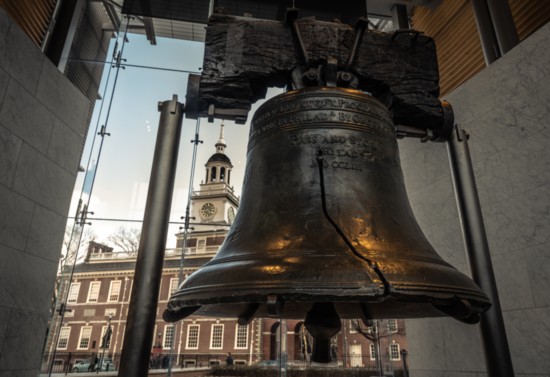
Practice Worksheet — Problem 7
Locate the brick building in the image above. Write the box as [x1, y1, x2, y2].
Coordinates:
[42, 125, 407, 373]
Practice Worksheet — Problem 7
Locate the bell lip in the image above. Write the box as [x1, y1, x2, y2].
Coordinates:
[164, 291, 491, 324]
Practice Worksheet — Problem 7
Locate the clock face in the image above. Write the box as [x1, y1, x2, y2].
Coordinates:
[200, 202, 216, 219]
[227, 207, 236, 223]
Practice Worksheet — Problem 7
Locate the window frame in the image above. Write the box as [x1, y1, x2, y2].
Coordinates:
[169, 278, 179, 299]
[57, 326, 71, 350]
[210, 324, 224, 349]
[163, 325, 174, 349]
[108, 280, 122, 302]
[67, 282, 80, 303]
[234, 324, 249, 349]
[389, 343, 401, 360]
[186, 324, 200, 349]
[87, 281, 101, 303]
[100, 325, 112, 349]
[77, 326, 92, 350]
[388, 319, 398, 333]
[370, 343, 376, 361]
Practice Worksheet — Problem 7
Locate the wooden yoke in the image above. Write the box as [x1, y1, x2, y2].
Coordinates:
[185, 12, 449, 136]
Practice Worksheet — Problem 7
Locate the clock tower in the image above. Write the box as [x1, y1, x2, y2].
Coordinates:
[191, 124, 239, 231]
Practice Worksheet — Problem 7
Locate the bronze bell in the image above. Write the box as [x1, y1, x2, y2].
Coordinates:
[164, 87, 490, 361]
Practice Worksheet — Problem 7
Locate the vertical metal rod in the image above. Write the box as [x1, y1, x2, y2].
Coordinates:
[447, 125, 514, 377]
[400, 350, 409, 377]
[471, 0, 500, 64]
[117, 95, 184, 377]
[391, 4, 410, 30]
[485, 0, 519, 54]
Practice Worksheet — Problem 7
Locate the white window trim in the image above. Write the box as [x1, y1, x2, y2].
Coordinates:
[169, 278, 179, 299]
[370, 343, 376, 361]
[77, 326, 92, 350]
[99, 326, 113, 349]
[87, 281, 101, 303]
[186, 324, 200, 350]
[389, 343, 401, 360]
[108, 280, 121, 302]
[210, 324, 224, 349]
[57, 326, 71, 350]
[67, 282, 80, 303]
[234, 324, 249, 349]
[197, 238, 206, 253]
[388, 319, 398, 333]
[163, 325, 174, 349]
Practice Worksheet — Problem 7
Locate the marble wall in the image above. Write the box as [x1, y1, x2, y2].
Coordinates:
[0, 9, 90, 377]
[400, 22, 550, 377]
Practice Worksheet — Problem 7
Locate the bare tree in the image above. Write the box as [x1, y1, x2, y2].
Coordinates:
[107, 227, 141, 255]
[60, 224, 97, 265]
[350, 319, 406, 374]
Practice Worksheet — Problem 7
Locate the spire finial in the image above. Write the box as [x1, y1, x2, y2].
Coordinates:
[218, 122, 225, 145]
[215, 122, 227, 154]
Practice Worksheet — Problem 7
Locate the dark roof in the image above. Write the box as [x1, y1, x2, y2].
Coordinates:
[207, 153, 232, 165]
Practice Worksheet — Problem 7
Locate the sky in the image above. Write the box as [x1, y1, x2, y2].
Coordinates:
[69, 32, 283, 252]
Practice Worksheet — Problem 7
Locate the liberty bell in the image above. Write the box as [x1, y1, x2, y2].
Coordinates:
[164, 87, 490, 362]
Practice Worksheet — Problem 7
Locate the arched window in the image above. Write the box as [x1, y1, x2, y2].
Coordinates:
[220, 167, 226, 181]
[227, 170, 231, 185]
[210, 167, 217, 182]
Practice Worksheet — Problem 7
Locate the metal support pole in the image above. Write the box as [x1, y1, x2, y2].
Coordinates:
[471, 0, 500, 64]
[117, 95, 184, 377]
[391, 4, 410, 30]
[447, 125, 514, 377]
[485, 0, 519, 54]
[471, 0, 519, 64]
[400, 350, 408, 377]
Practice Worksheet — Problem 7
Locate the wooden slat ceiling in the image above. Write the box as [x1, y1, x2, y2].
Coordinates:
[0, 0, 57, 47]
[411, 0, 550, 96]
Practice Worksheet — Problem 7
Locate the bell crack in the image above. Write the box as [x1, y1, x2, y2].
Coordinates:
[315, 151, 392, 297]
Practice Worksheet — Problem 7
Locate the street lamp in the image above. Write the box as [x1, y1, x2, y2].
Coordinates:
[400, 349, 408, 377]
[98, 315, 112, 373]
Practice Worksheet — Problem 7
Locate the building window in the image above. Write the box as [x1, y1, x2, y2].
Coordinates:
[390, 343, 400, 360]
[87, 281, 101, 303]
[57, 327, 71, 350]
[108, 280, 121, 302]
[67, 282, 80, 303]
[234, 324, 248, 349]
[220, 167, 226, 181]
[349, 319, 357, 333]
[370, 344, 376, 361]
[163, 325, 174, 349]
[100, 326, 112, 348]
[78, 326, 92, 349]
[388, 319, 398, 333]
[169, 278, 179, 298]
[197, 239, 206, 253]
[210, 167, 217, 182]
[210, 324, 224, 349]
[184, 360, 196, 368]
[186, 324, 200, 349]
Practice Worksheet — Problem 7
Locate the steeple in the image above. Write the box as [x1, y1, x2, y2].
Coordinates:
[192, 122, 239, 228]
[215, 123, 226, 154]
[205, 123, 233, 185]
